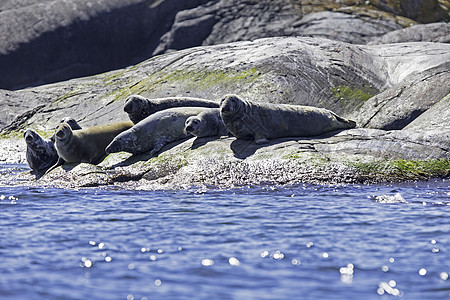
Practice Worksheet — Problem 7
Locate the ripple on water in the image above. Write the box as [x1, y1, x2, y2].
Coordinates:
[0, 168, 449, 299]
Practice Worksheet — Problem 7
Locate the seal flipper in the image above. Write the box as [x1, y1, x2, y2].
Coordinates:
[331, 112, 357, 128]
[44, 157, 66, 175]
[254, 133, 269, 144]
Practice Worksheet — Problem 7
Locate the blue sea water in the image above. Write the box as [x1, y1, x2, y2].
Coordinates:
[0, 164, 449, 300]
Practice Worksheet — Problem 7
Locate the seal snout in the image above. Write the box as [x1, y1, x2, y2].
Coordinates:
[24, 129, 36, 143]
[105, 140, 119, 154]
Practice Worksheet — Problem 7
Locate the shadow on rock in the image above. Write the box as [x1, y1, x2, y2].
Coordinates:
[190, 136, 224, 150]
[230, 130, 348, 159]
[108, 137, 193, 169]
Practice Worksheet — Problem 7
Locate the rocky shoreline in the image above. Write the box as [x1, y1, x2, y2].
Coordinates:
[1, 1, 449, 189]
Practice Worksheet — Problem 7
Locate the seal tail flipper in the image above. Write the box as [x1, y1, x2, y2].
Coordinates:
[44, 157, 65, 175]
[332, 112, 357, 128]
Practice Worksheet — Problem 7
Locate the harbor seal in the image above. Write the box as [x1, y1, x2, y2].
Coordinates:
[24, 129, 58, 173]
[220, 94, 357, 144]
[184, 108, 229, 138]
[59, 117, 82, 130]
[25, 118, 83, 173]
[48, 121, 133, 172]
[106, 107, 208, 155]
[124, 95, 219, 124]
[50, 117, 82, 142]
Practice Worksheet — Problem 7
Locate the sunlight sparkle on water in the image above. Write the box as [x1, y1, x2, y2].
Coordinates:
[340, 263, 354, 284]
[201, 259, 214, 266]
[229, 257, 241, 266]
[377, 281, 402, 296]
[419, 268, 427, 276]
[272, 250, 284, 260]
[80, 257, 92, 268]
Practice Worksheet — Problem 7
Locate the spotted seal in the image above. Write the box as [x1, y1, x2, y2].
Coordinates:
[124, 95, 219, 124]
[220, 94, 357, 144]
[24, 118, 83, 173]
[106, 107, 208, 155]
[47, 121, 133, 173]
[24, 129, 59, 173]
[184, 108, 229, 138]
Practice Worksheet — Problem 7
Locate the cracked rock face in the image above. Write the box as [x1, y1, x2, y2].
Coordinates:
[1, 0, 448, 89]
[0, 36, 449, 189]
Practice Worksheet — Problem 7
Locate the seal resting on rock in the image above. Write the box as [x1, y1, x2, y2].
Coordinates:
[25, 118, 83, 173]
[184, 108, 229, 138]
[47, 121, 133, 173]
[59, 117, 82, 130]
[124, 95, 219, 124]
[24, 129, 58, 173]
[106, 107, 208, 155]
[220, 94, 357, 144]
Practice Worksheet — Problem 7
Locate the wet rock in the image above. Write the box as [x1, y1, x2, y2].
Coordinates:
[8, 127, 449, 189]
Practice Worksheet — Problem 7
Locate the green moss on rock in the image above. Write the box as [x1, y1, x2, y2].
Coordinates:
[107, 67, 262, 102]
[352, 159, 450, 180]
[332, 85, 375, 103]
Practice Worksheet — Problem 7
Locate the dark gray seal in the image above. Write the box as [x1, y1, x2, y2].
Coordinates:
[124, 95, 219, 124]
[106, 107, 208, 155]
[220, 94, 357, 144]
[184, 108, 229, 138]
[24, 129, 58, 173]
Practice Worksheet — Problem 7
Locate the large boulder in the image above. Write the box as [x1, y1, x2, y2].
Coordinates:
[1, 36, 445, 133]
[370, 22, 450, 44]
[2, 0, 448, 90]
[0, 37, 449, 188]
[0, 0, 210, 90]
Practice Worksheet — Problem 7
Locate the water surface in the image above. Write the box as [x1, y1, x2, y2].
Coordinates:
[0, 164, 449, 299]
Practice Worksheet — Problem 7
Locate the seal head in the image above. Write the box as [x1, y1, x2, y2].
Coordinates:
[60, 117, 82, 130]
[184, 108, 229, 138]
[24, 129, 58, 173]
[124, 95, 151, 124]
[184, 117, 202, 136]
